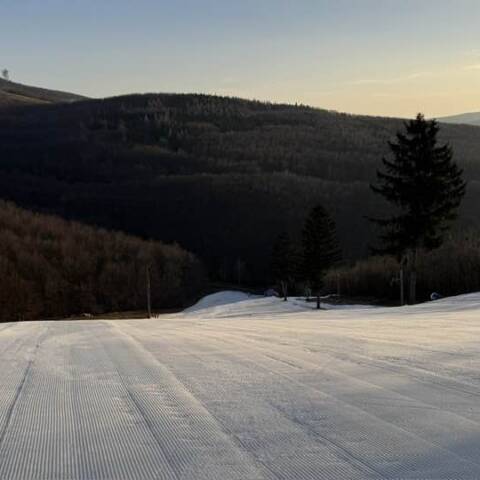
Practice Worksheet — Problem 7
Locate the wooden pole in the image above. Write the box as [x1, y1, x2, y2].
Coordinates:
[409, 270, 417, 305]
[399, 267, 404, 306]
[146, 265, 151, 318]
[409, 248, 417, 305]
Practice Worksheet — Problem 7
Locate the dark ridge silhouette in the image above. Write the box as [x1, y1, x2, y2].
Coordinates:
[440, 111, 480, 127]
[1, 90, 479, 284]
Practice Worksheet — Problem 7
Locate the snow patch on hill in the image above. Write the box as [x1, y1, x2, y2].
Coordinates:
[182, 290, 480, 321]
[182, 291, 377, 319]
[185, 291, 257, 313]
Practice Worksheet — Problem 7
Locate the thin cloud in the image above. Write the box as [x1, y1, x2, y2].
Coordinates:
[347, 71, 432, 86]
[464, 49, 480, 57]
[372, 91, 452, 99]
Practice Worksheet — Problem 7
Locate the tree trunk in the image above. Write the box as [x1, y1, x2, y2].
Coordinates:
[281, 281, 288, 301]
[409, 269, 417, 305]
[408, 249, 418, 305]
[399, 267, 405, 306]
[146, 265, 152, 318]
[316, 293, 321, 310]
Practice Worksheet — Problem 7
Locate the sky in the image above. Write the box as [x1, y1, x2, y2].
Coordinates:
[1, 0, 479, 118]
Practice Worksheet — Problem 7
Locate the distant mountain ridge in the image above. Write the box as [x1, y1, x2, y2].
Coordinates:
[0, 78, 85, 106]
[439, 111, 480, 126]
[1, 82, 480, 284]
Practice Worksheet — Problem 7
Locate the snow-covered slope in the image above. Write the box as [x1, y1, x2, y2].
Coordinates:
[2, 293, 480, 478]
[183, 291, 375, 319]
[184, 290, 256, 312]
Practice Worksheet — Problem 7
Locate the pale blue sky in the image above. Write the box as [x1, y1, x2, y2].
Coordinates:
[1, 0, 479, 117]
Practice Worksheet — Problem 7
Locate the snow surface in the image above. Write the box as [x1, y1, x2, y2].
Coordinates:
[2, 293, 480, 478]
[184, 290, 257, 312]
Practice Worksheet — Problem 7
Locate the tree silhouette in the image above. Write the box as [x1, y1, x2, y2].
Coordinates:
[271, 232, 295, 300]
[371, 114, 466, 304]
[302, 205, 341, 309]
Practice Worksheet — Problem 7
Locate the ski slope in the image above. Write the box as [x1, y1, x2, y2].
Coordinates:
[2, 293, 480, 478]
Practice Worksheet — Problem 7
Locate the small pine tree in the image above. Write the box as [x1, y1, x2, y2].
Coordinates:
[302, 205, 341, 309]
[271, 232, 294, 301]
[371, 114, 466, 304]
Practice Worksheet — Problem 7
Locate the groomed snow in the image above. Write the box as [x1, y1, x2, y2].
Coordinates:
[2, 292, 480, 478]
[184, 290, 257, 312]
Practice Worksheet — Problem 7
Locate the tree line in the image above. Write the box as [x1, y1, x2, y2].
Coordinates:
[324, 231, 480, 302]
[0, 201, 206, 321]
[0, 92, 476, 290]
[270, 114, 467, 305]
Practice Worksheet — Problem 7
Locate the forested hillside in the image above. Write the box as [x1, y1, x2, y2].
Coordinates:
[0, 201, 206, 321]
[0, 78, 85, 106]
[440, 111, 480, 126]
[1, 93, 479, 284]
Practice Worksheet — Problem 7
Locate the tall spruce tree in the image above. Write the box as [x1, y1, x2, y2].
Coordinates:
[271, 232, 295, 301]
[371, 114, 466, 304]
[302, 205, 341, 309]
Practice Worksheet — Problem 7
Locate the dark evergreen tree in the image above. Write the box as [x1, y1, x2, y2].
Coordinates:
[371, 114, 466, 304]
[271, 232, 294, 300]
[302, 205, 341, 309]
